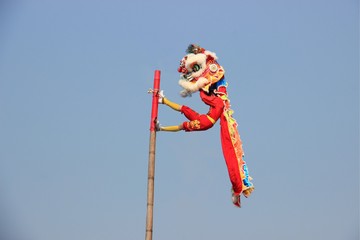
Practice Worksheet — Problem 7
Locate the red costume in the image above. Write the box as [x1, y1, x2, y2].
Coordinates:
[158, 44, 254, 207]
[181, 90, 224, 131]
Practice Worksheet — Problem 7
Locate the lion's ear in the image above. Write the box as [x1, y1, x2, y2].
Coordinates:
[204, 50, 218, 60]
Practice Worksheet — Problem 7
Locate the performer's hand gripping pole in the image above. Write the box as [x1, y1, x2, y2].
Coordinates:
[145, 70, 160, 240]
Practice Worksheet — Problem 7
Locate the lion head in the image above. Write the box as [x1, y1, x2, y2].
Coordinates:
[178, 44, 225, 97]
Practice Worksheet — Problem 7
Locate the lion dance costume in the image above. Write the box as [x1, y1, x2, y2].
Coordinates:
[157, 44, 254, 207]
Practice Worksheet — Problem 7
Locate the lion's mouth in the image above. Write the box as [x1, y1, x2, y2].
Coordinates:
[182, 73, 194, 82]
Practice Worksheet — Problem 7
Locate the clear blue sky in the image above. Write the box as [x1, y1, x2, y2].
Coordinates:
[0, 0, 358, 239]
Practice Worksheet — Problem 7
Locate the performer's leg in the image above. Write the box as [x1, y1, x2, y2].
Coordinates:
[181, 105, 199, 121]
[157, 91, 184, 131]
[158, 91, 182, 111]
[155, 119, 183, 132]
[163, 97, 182, 111]
[160, 124, 183, 132]
[157, 106, 214, 132]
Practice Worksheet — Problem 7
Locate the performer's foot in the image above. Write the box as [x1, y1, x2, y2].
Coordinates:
[155, 120, 161, 131]
[158, 90, 165, 104]
[231, 189, 241, 208]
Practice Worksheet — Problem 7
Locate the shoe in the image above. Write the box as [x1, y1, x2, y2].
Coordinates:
[155, 120, 161, 131]
[231, 189, 241, 208]
[158, 90, 165, 103]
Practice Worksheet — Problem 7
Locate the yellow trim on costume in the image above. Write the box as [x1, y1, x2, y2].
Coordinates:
[206, 115, 216, 124]
[202, 84, 211, 93]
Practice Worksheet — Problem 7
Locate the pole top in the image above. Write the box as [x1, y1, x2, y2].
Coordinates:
[149, 70, 161, 131]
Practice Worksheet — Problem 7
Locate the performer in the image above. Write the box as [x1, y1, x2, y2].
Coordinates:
[157, 44, 254, 207]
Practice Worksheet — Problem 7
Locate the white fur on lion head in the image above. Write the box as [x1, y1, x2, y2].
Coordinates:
[178, 77, 209, 97]
[177, 44, 219, 97]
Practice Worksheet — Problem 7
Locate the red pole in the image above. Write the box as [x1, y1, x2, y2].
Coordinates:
[149, 70, 161, 131]
[145, 70, 161, 240]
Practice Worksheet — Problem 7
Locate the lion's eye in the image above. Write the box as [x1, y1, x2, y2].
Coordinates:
[192, 64, 200, 72]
